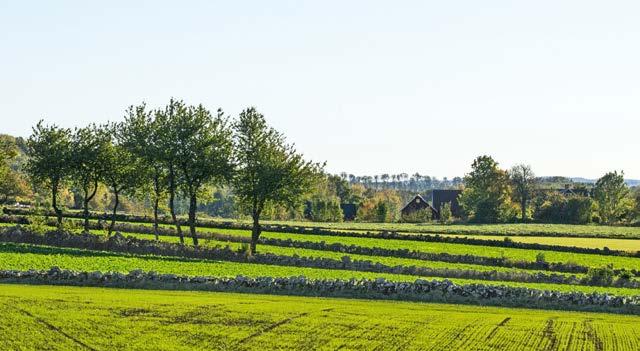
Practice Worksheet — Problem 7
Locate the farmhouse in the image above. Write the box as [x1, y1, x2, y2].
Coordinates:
[401, 195, 438, 219]
[402, 190, 463, 220]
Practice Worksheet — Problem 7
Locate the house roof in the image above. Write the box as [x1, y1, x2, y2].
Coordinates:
[401, 194, 435, 213]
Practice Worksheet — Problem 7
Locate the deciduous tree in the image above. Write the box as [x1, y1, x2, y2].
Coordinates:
[102, 123, 145, 236]
[174, 105, 234, 246]
[70, 124, 110, 232]
[232, 107, 322, 254]
[119, 104, 167, 240]
[155, 99, 187, 243]
[593, 171, 635, 224]
[509, 164, 537, 222]
[459, 155, 513, 223]
[25, 121, 72, 227]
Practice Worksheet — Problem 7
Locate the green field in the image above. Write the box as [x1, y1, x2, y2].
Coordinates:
[450, 234, 640, 252]
[120, 231, 585, 277]
[196, 227, 640, 271]
[237, 219, 640, 238]
[2, 283, 640, 350]
[5, 218, 640, 350]
[2, 243, 640, 296]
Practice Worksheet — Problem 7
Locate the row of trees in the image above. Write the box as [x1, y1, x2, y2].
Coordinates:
[26, 100, 322, 253]
[460, 156, 638, 224]
[339, 172, 463, 192]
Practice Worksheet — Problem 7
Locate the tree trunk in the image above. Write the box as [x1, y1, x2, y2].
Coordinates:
[521, 199, 527, 223]
[168, 166, 183, 244]
[83, 200, 90, 232]
[153, 196, 159, 241]
[108, 189, 119, 236]
[153, 175, 160, 241]
[51, 182, 63, 229]
[189, 192, 198, 246]
[83, 180, 99, 233]
[250, 214, 261, 255]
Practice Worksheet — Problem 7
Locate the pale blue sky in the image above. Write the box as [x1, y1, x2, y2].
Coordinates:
[1, 1, 639, 178]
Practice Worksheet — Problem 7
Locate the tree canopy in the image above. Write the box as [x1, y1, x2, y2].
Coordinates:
[593, 171, 635, 224]
[25, 121, 72, 226]
[232, 107, 323, 254]
[459, 155, 514, 223]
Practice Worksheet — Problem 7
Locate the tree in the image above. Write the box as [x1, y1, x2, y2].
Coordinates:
[593, 171, 634, 224]
[439, 202, 452, 224]
[119, 103, 167, 240]
[0, 135, 18, 182]
[102, 124, 145, 236]
[0, 170, 31, 203]
[155, 99, 187, 243]
[458, 155, 514, 223]
[70, 124, 110, 232]
[509, 164, 537, 222]
[174, 105, 234, 246]
[0, 136, 25, 203]
[25, 121, 72, 227]
[232, 107, 322, 254]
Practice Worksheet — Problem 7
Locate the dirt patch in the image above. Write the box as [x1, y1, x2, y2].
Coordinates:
[543, 318, 558, 351]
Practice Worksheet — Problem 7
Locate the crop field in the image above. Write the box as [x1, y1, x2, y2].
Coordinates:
[449, 234, 640, 252]
[118, 232, 583, 277]
[191, 227, 640, 270]
[2, 283, 640, 351]
[238, 219, 640, 238]
[4, 218, 640, 350]
[25, 216, 640, 270]
[3, 242, 640, 296]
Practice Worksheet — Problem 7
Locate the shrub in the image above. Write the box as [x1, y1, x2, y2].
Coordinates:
[439, 202, 452, 224]
[586, 265, 615, 286]
[401, 208, 432, 223]
[564, 196, 594, 224]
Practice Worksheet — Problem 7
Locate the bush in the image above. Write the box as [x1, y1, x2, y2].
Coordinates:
[305, 195, 343, 222]
[535, 195, 594, 224]
[586, 265, 615, 286]
[401, 208, 432, 223]
[439, 202, 452, 224]
[564, 196, 594, 224]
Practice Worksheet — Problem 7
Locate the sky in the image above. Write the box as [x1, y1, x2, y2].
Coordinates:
[1, 1, 639, 179]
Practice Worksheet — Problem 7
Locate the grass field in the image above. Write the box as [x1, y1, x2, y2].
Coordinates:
[2, 283, 640, 351]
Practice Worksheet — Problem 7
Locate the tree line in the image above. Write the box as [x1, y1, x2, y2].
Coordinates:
[23, 100, 322, 254]
[338, 172, 463, 192]
[459, 155, 639, 224]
